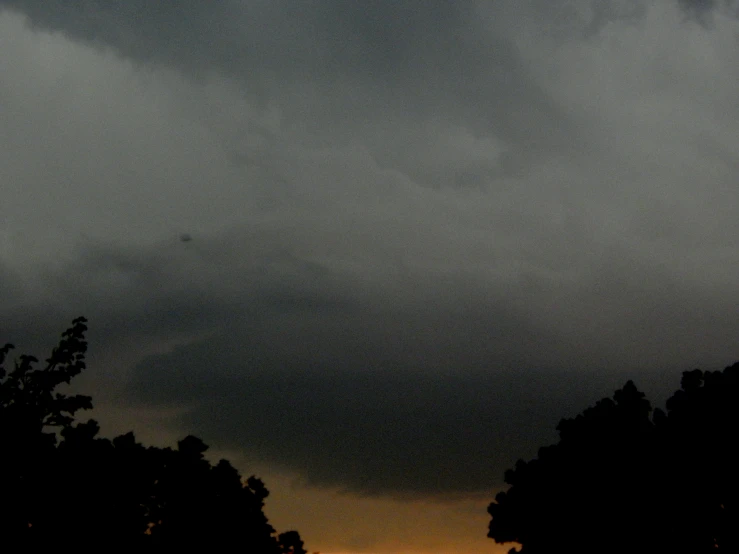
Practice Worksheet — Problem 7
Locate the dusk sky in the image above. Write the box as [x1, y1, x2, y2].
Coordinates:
[2, 1, 739, 552]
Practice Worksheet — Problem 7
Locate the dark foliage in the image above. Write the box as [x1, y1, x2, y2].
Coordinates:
[488, 365, 739, 553]
[0, 317, 307, 552]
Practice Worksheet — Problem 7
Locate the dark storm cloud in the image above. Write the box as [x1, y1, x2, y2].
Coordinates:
[129, 349, 630, 495]
[0, 1, 483, 85]
[3, 0, 739, 498]
[674, 0, 739, 29]
[3, 0, 730, 191]
[0, 0, 575, 182]
[0, 1, 482, 88]
[4, 230, 733, 495]
[680, 0, 718, 11]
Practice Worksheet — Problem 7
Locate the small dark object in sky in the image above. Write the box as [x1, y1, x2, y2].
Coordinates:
[179, 233, 192, 242]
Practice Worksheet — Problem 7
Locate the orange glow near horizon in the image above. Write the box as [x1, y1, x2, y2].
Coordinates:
[254, 466, 511, 554]
[89, 404, 512, 554]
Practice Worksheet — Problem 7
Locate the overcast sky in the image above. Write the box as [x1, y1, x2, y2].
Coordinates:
[2, 1, 739, 552]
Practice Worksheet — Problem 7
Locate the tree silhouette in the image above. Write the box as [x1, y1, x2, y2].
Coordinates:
[653, 364, 739, 552]
[0, 317, 307, 552]
[488, 367, 739, 553]
[0, 316, 93, 540]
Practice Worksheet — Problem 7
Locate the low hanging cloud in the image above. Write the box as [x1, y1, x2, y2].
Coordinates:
[1, 1, 739, 497]
[6, 213, 738, 495]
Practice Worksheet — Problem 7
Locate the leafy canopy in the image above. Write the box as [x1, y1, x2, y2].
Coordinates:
[0, 317, 307, 552]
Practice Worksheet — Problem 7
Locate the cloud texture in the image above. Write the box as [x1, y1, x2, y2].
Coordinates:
[2, 0, 739, 497]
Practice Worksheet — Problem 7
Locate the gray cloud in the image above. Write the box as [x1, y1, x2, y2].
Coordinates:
[674, 0, 739, 24]
[4, 228, 735, 494]
[680, 0, 718, 12]
[0, 1, 577, 177]
[2, 0, 739, 497]
[129, 351, 627, 495]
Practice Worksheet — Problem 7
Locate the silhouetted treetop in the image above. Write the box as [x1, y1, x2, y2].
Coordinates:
[1, 316, 91, 437]
[0, 317, 307, 552]
[488, 365, 739, 554]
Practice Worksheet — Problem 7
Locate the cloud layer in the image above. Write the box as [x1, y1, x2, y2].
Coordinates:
[2, 1, 739, 497]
